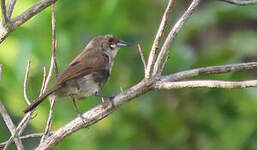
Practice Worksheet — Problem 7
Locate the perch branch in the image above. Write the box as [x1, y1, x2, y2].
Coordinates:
[153, 0, 201, 76]
[36, 79, 153, 150]
[145, 0, 175, 78]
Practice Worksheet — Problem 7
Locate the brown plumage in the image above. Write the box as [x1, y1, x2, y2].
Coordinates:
[24, 34, 127, 113]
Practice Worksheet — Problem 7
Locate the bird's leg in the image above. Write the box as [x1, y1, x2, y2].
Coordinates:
[72, 98, 87, 122]
[95, 92, 116, 100]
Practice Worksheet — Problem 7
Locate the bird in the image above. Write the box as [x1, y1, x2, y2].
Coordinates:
[24, 34, 127, 115]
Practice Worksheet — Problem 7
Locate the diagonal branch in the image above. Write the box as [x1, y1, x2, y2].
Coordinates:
[220, 0, 257, 5]
[153, 0, 201, 76]
[155, 80, 257, 89]
[11, 0, 57, 29]
[145, 0, 175, 78]
[0, 0, 57, 43]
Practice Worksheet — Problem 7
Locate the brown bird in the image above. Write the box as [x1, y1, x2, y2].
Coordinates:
[24, 34, 127, 114]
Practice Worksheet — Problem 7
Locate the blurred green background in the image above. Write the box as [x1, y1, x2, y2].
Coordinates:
[1, 0, 257, 149]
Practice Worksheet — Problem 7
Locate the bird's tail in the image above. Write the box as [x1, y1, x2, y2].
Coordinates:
[24, 88, 57, 113]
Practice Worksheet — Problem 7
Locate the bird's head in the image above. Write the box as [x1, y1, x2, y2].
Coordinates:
[86, 34, 127, 57]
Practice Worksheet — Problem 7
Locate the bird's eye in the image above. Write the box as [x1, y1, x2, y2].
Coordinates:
[108, 38, 114, 43]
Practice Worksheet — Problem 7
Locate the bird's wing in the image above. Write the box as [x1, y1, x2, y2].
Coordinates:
[52, 49, 109, 88]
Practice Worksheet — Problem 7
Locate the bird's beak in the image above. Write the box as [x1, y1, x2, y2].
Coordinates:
[116, 40, 128, 47]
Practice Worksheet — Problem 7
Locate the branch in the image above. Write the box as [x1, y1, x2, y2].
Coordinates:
[4, 57, 56, 147]
[41, 3, 58, 142]
[1, 0, 8, 25]
[145, 0, 175, 78]
[36, 79, 153, 150]
[155, 80, 257, 89]
[24, 61, 31, 105]
[0, 0, 57, 43]
[153, 0, 201, 76]
[161, 62, 257, 82]
[34, 62, 257, 149]
[137, 44, 147, 72]
[0, 132, 53, 148]
[220, 0, 257, 5]
[40, 66, 47, 95]
[0, 66, 24, 150]
[11, 0, 57, 29]
[51, 4, 58, 77]
[6, 0, 16, 18]
[0, 100, 24, 150]
[41, 97, 55, 142]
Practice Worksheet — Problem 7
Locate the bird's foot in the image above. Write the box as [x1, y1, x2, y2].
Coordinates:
[95, 92, 116, 100]
[77, 113, 88, 124]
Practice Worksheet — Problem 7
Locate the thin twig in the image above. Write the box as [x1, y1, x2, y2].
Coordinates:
[40, 66, 47, 95]
[43, 57, 55, 93]
[5, 56, 55, 147]
[0, 132, 54, 148]
[24, 61, 31, 105]
[41, 97, 55, 142]
[137, 44, 147, 72]
[153, 0, 201, 76]
[51, 4, 58, 77]
[0, 65, 24, 150]
[6, 0, 16, 18]
[41, 3, 58, 142]
[220, 0, 257, 5]
[1, 0, 8, 24]
[145, 0, 175, 78]
[155, 80, 257, 89]
[3, 112, 33, 149]
[0, 100, 24, 150]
